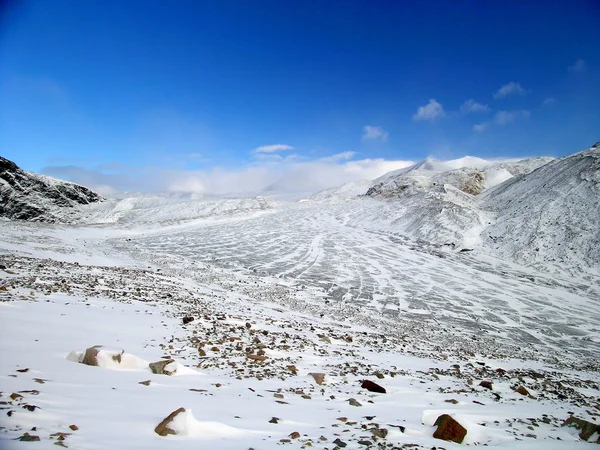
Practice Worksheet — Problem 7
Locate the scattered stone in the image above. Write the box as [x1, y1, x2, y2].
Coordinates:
[433, 414, 467, 444]
[445, 399, 459, 404]
[375, 373, 385, 379]
[33, 378, 47, 384]
[515, 386, 530, 396]
[274, 393, 284, 399]
[358, 440, 373, 446]
[349, 398, 362, 407]
[81, 345, 102, 366]
[337, 417, 348, 422]
[246, 353, 266, 362]
[309, 372, 325, 385]
[16, 432, 40, 441]
[479, 380, 493, 390]
[269, 417, 279, 424]
[361, 379, 386, 394]
[289, 431, 300, 439]
[10, 393, 23, 401]
[22, 404, 38, 412]
[182, 316, 194, 325]
[149, 359, 176, 375]
[333, 438, 347, 447]
[16, 368, 29, 373]
[371, 427, 388, 438]
[155, 407, 186, 436]
[139, 380, 151, 386]
[562, 416, 600, 442]
[69, 425, 78, 431]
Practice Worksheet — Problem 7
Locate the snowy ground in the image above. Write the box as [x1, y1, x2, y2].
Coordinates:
[1, 200, 599, 449]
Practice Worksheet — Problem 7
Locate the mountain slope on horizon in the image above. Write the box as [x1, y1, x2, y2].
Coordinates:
[0, 156, 103, 222]
[482, 142, 600, 273]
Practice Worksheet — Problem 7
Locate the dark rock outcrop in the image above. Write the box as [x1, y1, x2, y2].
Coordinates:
[0, 156, 102, 222]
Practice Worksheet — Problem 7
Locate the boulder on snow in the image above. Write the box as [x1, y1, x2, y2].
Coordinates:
[81, 345, 103, 366]
[149, 359, 177, 375]
[562, 416, 600, 443]
[433, 414, 467, 444]
[309, 372, 325, 385]
[155, 407, 186, 436]
[361, 379, 386, 393]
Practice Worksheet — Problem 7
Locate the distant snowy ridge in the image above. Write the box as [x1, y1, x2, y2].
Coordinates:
[0, 156, 103, 222]
[366, 155, 554, 198]
[481, 142, 600, 272]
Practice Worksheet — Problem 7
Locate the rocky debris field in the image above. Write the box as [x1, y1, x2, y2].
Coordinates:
[1, 252, 599, 448]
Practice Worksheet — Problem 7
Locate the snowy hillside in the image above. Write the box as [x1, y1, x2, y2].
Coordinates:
[482, 142, 600, 273]
[1, 145, 600, 448]
[366, 156, 553, 198]
[0, 156, 103, 222]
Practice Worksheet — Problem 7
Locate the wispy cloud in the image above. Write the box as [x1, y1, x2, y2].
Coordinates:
[41, 154, 414, 197]
[568, 59, 587, 73]
[362, 125, 388, 141]
[412, 99, 445, 121]
[254, 144, 294, 153]
[493, 82, 527, 99]
[473, 110, 530, 132]
[460, 99, 490, 114]
[473, 123, 487, 133]
[542, 97, 557, 107]
[494, 110, 530, 125]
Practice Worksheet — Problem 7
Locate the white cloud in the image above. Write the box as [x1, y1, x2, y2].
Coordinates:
[362, 125, 388, 141]
[473, 123, 488, 133]
[494, 110, 530, 125]
[568, 59, 587, 73]
[493, 82, 526, 99]
[42, 154, 414, 197]
[412, 99, 445, 121]
[542, 97, 557, 107]
[472, 110, 530, 132]
[254, 144, 294, 153]
[460, 99, 490, 114]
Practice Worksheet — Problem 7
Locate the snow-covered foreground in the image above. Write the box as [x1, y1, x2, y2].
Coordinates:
[1, 204, 599, 448]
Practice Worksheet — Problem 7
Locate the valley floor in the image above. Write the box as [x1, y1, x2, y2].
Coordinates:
[1, 205, 599, 449]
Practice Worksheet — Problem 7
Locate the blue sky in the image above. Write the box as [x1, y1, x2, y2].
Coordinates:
[1, 0, 599, 194]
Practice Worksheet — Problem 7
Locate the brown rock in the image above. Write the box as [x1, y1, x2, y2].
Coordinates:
[10, 393, 23, 401]
[69, 425, 78, 431]
[17, 432, 40, 441]
[349, 398, 362, 407]
[81, 345, 103, 366]
[149, 359, 176, 375]
[182, 316, 194, 325]
[269, 417, 279, 424]
[361, 379, 386, 394]
[515, 385, 530, 396]
[433, 414, 467, 444]
[309, 372, 325, 385]
[246, 353, 266, 362]
[371, 427, 388, 438]
[155, 407, 186, 436]
[286, 365, 298, 375]
[479, 380, 493, 390]
[139, 380, 151, 386]
[290, 431, 300, 439]
[562, 416, 600, 442]
[16, 368, 29, 373]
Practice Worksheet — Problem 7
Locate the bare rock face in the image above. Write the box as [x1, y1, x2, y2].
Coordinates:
[149, 359, 177, 375]
[0, 156, 102, 222]
[563, 416, 600, 443]
[433, 414, 467, 444]
[155, 407, 186, 436]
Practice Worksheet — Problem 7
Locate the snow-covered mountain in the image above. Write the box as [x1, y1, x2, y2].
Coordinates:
[0, 156, 103, 222]
[482, 142, 600, 271]
[366, 155, 554, 198]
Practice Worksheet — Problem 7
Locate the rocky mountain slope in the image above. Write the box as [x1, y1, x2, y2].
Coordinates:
[482, 142, 600, 272]
[0, 156, 103, 222]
